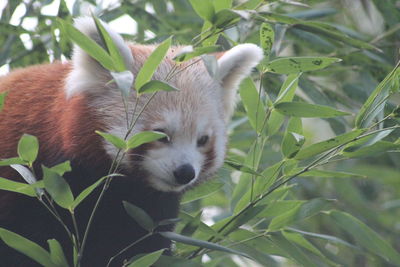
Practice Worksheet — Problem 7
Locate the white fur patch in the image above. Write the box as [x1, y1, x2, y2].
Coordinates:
[65, 17, 134, 99]
[217, 43, 264, 120]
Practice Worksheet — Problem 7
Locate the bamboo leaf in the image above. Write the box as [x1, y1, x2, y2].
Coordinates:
[159, 231, 250, 258]
[17, 134, 39, 164]
[47, 239, 69, 267]
[0, 228, 55, 267]
[126, 131, 167, 150]
[123, 201, 155, 231]
[95, 131, 126, 150]
[0, 177, 36, 197]
[137, 80, 179, 95]
[274, 102, 350, 118]
[127, 249, 164, 267]
[266, 57, 341, 74]
[43, 166, 74, 209]
[329, 210, 400, 265]
[135, 37, 172, 90]
[294, 129, 366, 160]
[181, 180, 224, 204]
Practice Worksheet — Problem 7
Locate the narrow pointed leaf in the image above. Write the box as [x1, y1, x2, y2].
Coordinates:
[266, 57, 341, 74]
[0, 177, 36, 197]
[0, 157, 25, 166]
[138, 80, 178, 95]
[260, 23, 274, 60]
[10, 164, 37, 184]
[95, 131, 126, 150]
[342, 141, 400, 158]
[274, 102, 350, 118]
[128, 249, 164, 267]
[239, 78, 266, 134]
[58, 19, 115, 70]
[159, 231, 250, 258]
[92, 16, 126, 71]
[355, 64, 400, 128]
[294, 129, 366, 160]
[0, 228, 55, 267]
[135, 37, 172, 90]
[48, 239, 69, 267]
[181, 180, 224, 204]
[127, 131, 167, 150]
[72, 174, 122, 209]
[173, 45, 221, 62]
[329, 210, 400, 265]
[123, 201, 155, 231]
[49, 161, 72, 176]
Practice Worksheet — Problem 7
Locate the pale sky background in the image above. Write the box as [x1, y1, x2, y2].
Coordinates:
[0, 0, 146, 75]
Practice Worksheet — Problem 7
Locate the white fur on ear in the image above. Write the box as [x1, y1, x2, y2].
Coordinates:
[217, 43, 263, 120]
[65, 17, 134, 99]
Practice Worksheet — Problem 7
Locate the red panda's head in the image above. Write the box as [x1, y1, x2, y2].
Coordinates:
[65, 17, 263, 192]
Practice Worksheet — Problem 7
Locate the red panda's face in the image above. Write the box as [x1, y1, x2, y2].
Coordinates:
[65, 17, 263, 193]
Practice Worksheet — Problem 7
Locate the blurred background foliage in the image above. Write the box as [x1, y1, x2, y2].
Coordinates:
[1, 0, 400, 266]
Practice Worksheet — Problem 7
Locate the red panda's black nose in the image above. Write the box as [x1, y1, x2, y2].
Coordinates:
[174, 164, 196, 185]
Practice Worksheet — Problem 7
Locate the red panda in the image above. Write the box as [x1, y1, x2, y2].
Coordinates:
[0, 17, 263, 266]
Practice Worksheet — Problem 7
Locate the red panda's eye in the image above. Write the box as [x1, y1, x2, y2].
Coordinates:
[197, 135, 209, 147]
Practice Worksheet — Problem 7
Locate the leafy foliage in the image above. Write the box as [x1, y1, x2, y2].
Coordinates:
[0, 0, 399, 266]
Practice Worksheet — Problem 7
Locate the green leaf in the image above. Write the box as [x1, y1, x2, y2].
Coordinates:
[58, 19, 115, 70]
[274, 102, 350, 118]
[137, 80, 179, 95]
[0, 91, 7, 111]
[355, 64, 400, 128]
[342, 141, 400, 158]
[239, 78, 266, 134]
[256, 12, 378, 51]
[267, 74, 300, 135]
[126, 131, 167, 150]
[110, 70, 134, 98]
[48, 239, 69, 267]
[0, 228, 55, 267]
[282, 231, 329, 261]
[17, 134, 39, 163]
[266, 57, 341, 74]
[259, 23, 274, 60]
[159, 231, 250, 258]
[269, 198, 333, 231]
[294, 129, 366, 160]
[269, 231, 318, 267]
[282, 132, 305, 158]
[135, 37, 172, 90]
[189, 0, 215, 22]
[181, 180, 224, 204]
[329, 210, 400, 265]
[72, 174, 122, 209]
[212, 9, 242, 28]
[0, 177, 36, 197]
[154, 255, 203, 267]
[43, 166, 74, 209]
[224, 159, 264, 177]
[282, 117, 303, 158]
[0, 157, 25, 166]
[180, 211, 201, 237]
[127, 249, 164, 267]
[49, 161, 72, 176]
[123, 201, 155, 231]
[173, 46, 221, 62]
[299, 169, 366, 178]
[92, 16, 126, 72]
[95, 131, 126, 150]
[286, 228, 358, 249]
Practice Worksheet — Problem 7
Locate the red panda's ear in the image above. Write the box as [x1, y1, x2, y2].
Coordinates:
[65, 17, 134, 99]
[217, 44, 263, 121]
